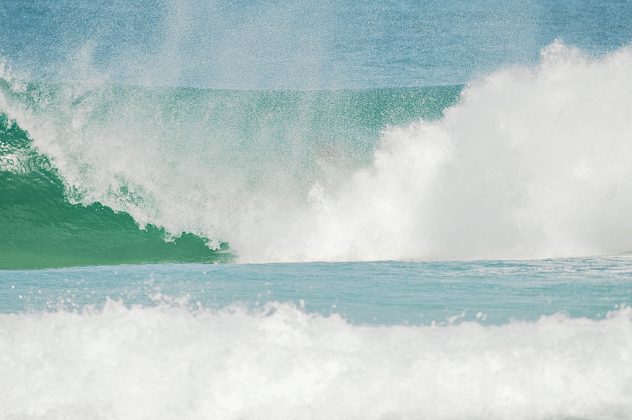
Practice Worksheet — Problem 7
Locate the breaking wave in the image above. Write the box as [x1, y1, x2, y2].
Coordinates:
[2, 42, 632, 265]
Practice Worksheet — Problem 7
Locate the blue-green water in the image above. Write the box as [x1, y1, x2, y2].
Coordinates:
[2, 0, 632, 88]
[2, 258, 631, 325]
[0, 84, 459, 269]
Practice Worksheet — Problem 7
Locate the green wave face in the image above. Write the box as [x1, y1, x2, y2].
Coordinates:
[0, 115, 230, 269]
[0, 83, 460, 269]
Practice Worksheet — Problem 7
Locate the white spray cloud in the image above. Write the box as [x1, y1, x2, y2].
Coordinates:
[240, 42, 632, 261]
[2, 42, 632, 262]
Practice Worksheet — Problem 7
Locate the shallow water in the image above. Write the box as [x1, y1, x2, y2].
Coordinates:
[2, 257, 632, 325]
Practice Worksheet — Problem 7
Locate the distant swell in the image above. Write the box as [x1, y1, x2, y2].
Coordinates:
[2, 42, 632, 266]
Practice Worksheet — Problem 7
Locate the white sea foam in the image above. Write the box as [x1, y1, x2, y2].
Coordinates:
[1, 301, 631, 419]
[248, 42, 632, 262]
[2, 42, 632, 262]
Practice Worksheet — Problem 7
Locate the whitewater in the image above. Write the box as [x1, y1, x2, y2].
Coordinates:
[1, 258, 632, 419]
[2, 302, 631, 419]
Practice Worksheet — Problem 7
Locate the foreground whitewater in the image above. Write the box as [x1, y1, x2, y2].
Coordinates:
[3, 303, 631, 419]
[1, 258, 632, 419]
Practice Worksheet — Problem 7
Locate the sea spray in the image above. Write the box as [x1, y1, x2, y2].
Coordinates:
[0, 66, 458, 267]
[2, 43, 632, 264]
[264, 42, 632, 262]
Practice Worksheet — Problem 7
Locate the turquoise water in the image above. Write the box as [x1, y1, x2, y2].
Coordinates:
[2, 258, 632, 325]
[0, 84, 459, 268]
[2, 1, 632, 88]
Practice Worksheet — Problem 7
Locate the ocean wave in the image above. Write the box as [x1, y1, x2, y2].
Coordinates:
[0, 113, 227, 269]
[2, 42, 632, 264]
[0, 62, 457, 267]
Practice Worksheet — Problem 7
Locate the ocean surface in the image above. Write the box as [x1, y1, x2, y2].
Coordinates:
[2, 1, 632, 419]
